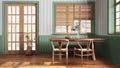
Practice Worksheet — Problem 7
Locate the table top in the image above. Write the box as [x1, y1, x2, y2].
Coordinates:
[50, 38, 69, 42]
[49, 38, 105, 42]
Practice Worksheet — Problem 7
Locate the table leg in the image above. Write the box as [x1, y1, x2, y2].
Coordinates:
[58, 42, 62, 61]
[86, 41, 90, 61]
[92, 41, 96, 61]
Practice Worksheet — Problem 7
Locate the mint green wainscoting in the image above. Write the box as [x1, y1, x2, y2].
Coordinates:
[0, 36, 5, 54]
[90, 35, 120, 67]
[0, 34, 90, 54]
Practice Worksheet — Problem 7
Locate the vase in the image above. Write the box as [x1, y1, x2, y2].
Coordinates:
[76, 34, 80, 38]
[65, 35, 72, 39]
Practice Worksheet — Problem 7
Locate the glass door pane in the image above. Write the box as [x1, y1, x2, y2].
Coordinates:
[6, 4, 20, 54]
[23, 4, 37, 52]
[6, 4, 37, 55]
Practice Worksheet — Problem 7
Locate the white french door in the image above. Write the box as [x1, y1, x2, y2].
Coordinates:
[6, 4, 37, 54]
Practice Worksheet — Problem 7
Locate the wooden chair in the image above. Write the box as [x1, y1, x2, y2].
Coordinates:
[74, 39, 96, 65]
[50, 38, 69, 64]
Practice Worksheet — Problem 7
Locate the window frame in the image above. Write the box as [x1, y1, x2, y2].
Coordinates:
[115, 0, 120, 34]
[54, 3, 94, 34]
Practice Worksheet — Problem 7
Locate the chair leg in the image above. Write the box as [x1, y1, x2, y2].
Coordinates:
[66, 51, 68, 65]
[92, 51, 96, 64]
[81, 51, 83, 66]
[92, 51, 96, 61]
[52, 51, 54, 64]
[91, 41, 96, 61]
[59, 51, 62, 61]
[86, 51, 89, 61]
[73, 49, 76, 63]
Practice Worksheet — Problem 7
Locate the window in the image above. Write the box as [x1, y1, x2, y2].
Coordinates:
[55, 4, 93, 34]
[115, 0, 120, 33]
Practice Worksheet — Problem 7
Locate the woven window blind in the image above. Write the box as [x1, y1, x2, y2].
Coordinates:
[74, 4, 92, 20]
[55, 4, 92, 34]
[56, 4, 74, 26]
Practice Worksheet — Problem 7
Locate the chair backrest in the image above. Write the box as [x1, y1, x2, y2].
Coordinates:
[50, 38, 69, 49]
[75, 39, 83, 49]
[75, 39, 93, 50]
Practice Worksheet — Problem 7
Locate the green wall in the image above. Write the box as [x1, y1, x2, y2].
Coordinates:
[0, 36, 5, 54]
[91, 35, 120, 67]
[92, 0, 120, 67]
[92, 1, 120, 67]
[0, 34, 89, 54]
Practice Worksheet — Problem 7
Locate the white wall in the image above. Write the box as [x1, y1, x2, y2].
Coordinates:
[95, 0, 107, 35]
[0, 0, 95, 35]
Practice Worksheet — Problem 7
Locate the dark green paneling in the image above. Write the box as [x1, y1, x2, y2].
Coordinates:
[0, 36, 5, 54]
[108, 0, 115, 34]
[38, 35, 52, 54]
[90, 35, 120, 67]
[89, 0, 120, 67]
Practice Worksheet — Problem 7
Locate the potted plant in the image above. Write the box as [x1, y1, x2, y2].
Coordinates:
[25, 34, 33, 56]
[71, 25, 80, 38]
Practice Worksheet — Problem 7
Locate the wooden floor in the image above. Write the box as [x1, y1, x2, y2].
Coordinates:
[0, 54, 118, 68]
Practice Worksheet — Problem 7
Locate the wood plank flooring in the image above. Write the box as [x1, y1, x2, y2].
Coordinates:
[0, 54, 118, 68]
